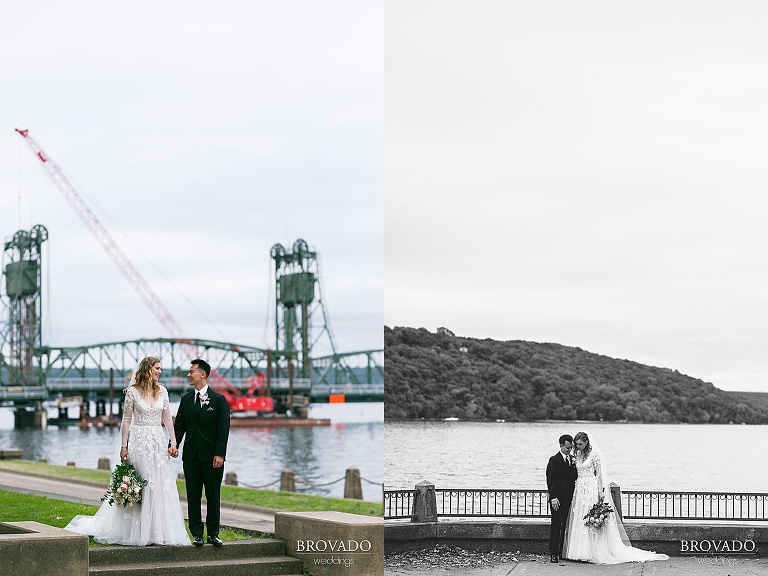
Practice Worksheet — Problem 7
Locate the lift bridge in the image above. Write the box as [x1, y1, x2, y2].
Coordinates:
[0, 228, 383, 424]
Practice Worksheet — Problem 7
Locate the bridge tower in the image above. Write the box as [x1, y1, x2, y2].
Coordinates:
[0, 225, 48, 386]
[270, 239, 336, 380]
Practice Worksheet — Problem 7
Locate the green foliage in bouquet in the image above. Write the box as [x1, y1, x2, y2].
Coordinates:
[102, 461, 147, 508]
[583, 496, 613, 529]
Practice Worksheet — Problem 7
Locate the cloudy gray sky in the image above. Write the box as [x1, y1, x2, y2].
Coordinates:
[386, 1, 768, 392]
[0, 1, 383, 358]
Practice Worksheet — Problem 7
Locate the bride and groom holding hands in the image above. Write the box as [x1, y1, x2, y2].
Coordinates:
[66, 357, 230, 547]
[547, 431, 669, 565]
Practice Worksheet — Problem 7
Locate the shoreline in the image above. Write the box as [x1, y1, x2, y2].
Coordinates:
[384, 418, 764, 425]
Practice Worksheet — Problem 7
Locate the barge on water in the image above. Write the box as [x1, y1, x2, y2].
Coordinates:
[228, 394, 331, 426]
[229, 413, 331, 427]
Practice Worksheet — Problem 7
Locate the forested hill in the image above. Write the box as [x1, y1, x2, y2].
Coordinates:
[384, 326, 768, 424]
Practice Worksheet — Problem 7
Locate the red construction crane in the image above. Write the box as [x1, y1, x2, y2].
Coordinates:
[15, 128, 273, 413]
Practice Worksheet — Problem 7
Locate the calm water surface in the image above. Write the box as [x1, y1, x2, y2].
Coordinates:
[385, 421, 768, 493]
[0, 403, 383, 502]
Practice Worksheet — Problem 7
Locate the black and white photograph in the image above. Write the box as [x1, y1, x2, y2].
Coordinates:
[384, 2, 768, 574]
[0, 2, 383, 575]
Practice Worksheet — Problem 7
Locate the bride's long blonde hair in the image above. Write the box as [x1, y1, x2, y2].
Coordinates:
[126, 356, 162, 399]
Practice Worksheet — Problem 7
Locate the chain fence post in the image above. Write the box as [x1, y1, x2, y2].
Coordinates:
[280, 469, 296, 492]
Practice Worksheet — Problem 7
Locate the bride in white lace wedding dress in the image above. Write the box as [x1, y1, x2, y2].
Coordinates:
[65, 356, 190, 546]
[562, 431, 668, 564]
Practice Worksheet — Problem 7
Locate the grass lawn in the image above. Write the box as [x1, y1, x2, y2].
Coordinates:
[0, 489, 255, 545]
[0, 459, 383, 516]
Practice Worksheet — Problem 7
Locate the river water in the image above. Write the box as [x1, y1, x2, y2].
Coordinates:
[0, 402, 383, 502]
[385, 420, 768, 493]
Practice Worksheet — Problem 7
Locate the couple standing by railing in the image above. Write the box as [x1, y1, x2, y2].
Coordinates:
[547, 430, 669, 565]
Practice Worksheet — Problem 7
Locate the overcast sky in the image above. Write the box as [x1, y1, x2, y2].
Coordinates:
[386, 1, 768, 392]
[0, 1, 382, 359]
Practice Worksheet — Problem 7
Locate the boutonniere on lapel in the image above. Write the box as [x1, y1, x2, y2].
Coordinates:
[199, 393, 210, 408]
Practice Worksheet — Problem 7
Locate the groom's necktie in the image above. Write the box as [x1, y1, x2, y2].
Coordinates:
[194, 392, 199, 407]
[566, 455, 571, 467]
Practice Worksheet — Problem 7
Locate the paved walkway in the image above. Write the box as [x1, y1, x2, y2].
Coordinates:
[385, 538, 768, 575]
[0, 468, 276, 534]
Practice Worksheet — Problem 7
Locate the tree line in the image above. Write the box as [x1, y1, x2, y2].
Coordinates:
[384, 326, 768, 424]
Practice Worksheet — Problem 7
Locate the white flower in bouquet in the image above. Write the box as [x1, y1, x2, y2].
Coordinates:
[584, 496, 613, 530]
[102, 461, 148, 508]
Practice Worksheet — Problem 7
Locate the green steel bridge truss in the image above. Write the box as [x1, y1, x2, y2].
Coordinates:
[0, 338, 382, 404]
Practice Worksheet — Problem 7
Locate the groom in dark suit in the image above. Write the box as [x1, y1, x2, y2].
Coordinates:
[174, 358, 230, 546]
[546, 434, 577, 563]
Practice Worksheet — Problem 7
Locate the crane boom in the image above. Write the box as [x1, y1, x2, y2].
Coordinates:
[14, 128, 264, 407]
[15, 128, 189, 342]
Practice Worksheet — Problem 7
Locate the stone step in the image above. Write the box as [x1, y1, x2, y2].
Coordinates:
[89, 538, 288, 565]
[89, 556, 303, 576]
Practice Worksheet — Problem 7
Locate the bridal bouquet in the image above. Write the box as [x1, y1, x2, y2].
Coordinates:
[583, 496, 613, 529]
[102, 461, 147, 508]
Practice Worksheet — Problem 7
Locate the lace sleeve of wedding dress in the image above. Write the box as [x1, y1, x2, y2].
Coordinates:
[121, 387, 134, 447]
[593, 452, 604, 493]
[161, 387, 177, 446]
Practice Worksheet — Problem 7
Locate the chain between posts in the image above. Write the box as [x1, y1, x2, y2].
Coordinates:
[223, 470, 383, 490]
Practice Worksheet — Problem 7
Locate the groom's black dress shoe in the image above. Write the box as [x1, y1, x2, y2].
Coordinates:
[207, 535, 223, 546]
[192, 536, 204, 546]
[550, 555, 558, 563]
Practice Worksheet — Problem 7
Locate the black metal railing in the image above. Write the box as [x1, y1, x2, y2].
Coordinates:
[622, 491, 768, 521]
[385, 489, 416, 519]
[384, 486, 768, 522]
[435, 489, 550, 517]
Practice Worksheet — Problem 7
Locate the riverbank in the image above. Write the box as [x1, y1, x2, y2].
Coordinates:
[0, 459, 383, 517]
[0, 403, 384, 501]
[386, 418, 763, 425]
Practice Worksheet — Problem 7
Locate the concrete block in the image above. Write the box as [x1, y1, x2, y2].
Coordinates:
[0, 521, 88, 576]
[385, 520, 551, 554]
[275, 511, 383, 576]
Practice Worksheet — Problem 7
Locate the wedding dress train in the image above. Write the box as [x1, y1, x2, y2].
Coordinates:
[562, 450, 668, 564]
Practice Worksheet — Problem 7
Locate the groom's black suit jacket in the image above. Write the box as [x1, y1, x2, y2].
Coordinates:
[174, 387, 230, 464]
[546, 452, 577, 505]
[546, 451, 578, 557]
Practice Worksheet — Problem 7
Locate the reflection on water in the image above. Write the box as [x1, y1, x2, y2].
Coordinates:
[0, 403, 383, 502]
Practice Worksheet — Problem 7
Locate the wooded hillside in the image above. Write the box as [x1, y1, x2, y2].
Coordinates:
[384, 326, 768, 424]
